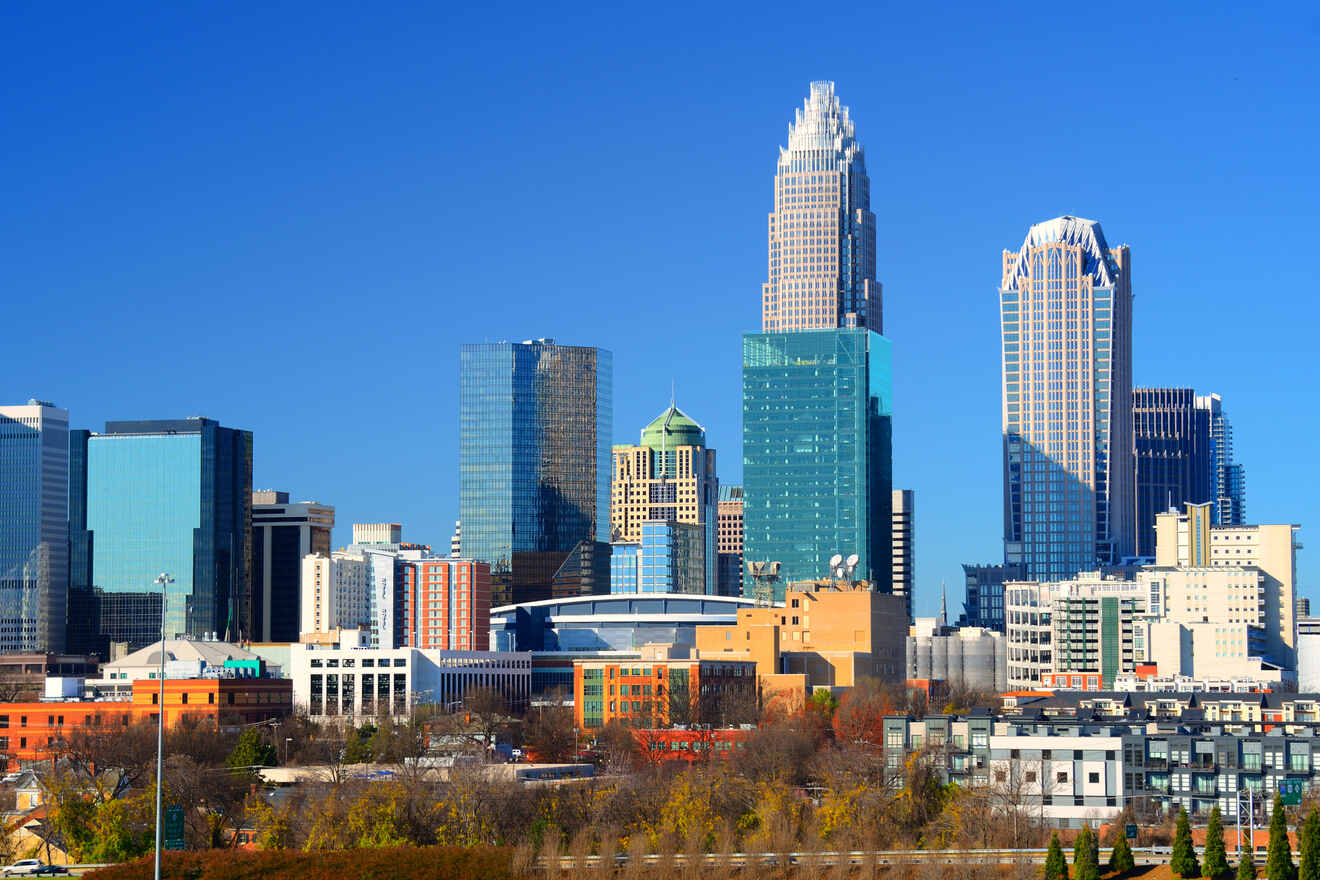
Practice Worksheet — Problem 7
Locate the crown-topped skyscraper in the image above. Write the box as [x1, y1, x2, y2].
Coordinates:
[743, 83, 893, 600]
[761, 81, 881, 333]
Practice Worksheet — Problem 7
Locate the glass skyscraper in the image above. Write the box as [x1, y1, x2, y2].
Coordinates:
[742, 329, 892, 596]
[68, 418, 252, 653]
[1195, 393, 1247, 525]
[1133, 387, 1213, 558]
[459, 339, 612, 607]
[0, 401, 69, 652]
[999, 216, 1134, 580]
[743, 83, 894, 599]
[761, 81, 880, 333]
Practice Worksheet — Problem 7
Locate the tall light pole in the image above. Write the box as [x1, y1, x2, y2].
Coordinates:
[153, 572, 173, 880]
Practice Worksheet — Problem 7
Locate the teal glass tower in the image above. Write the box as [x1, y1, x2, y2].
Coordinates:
[68, 418, 252, 653]
[742, 329, 892, 597]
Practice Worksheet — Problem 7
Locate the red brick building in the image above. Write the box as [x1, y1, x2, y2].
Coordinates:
[400, 559, 490, 651]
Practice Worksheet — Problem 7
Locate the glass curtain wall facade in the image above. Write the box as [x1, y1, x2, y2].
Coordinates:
[0, 402, 69, 652]
[1195, 393, 1247, 525]
[742, 329, 892, 596]
[72, 418, 252, 652]
[459, 340, 612, 607]
[762, 81, 880, 333]
[999, 216, 1134, 581]
[1133, 388, 1212, 558]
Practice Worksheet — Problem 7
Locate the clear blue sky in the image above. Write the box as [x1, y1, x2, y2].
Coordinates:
[5, 2, 1316, 617]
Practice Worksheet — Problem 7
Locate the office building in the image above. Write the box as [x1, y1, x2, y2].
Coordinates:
[1155, 503, 1300, 669]
[1195, 394, 1248, 525]
[354, 523, 401, 546]
[459, 339, 612, 607]
[300, 552, 371, 636]
[610, 403, 717, 593]
[68, 418, 252, 654]
[1000, 216, 1134, 581]
[573, 655, 757, 730]
[743, 329, 892, 595]
[398, 557, 490, 651]
[761, 81, 880, 333]
[1132, 388, 1213, 558]
[250, 491, 334, 643]
[450, 521, 461, 558]
[891, 489, 915, 621]
[957, 562, 1024, 633]
[609, 520, 707, 595]
[716, 485, 744, 598]
[0, 401, 69, 652]
[288, 639, 531, 720]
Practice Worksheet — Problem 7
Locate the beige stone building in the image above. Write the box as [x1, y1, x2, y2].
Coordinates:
[694, 580, 907, 691]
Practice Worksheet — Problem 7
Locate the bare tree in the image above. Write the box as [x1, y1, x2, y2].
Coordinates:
[54, 718, 158, 802]
[522, 695, 576, 763]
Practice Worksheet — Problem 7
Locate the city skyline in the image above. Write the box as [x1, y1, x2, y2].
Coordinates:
[5, 5, 1316, 617]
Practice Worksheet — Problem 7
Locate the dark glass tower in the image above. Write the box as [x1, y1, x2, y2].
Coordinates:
[459, 340, 612, 607]
[1133, 388, 1213, 558]
[68, 417, 252, 653]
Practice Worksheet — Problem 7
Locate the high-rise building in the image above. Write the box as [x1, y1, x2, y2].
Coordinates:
[610, 403, 717, 593]
[1195, 393, 1248, 525]
[398, 558, 490, 651]
[0, 401, 69, 652]
[250, 491, 334, 643]
[716, 485, 744, 598]
[999, 216, 1134, 580]
[956, 562, 1024, 633]
[891, 489, 915, 621]
[609, 520, 707, 594]
[69, 418, 252, 653]
[743, 329, 893, 596]
[1132, 388, 1212, 558]
[300, 551, 371, 636]
[761, 81, 880, 333]
[459, 339, 612, 607]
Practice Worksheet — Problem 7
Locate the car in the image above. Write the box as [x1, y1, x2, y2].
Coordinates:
[0, 773, 22, 785]
[2, 860, 49, 877]
[34, 868, 69, 876]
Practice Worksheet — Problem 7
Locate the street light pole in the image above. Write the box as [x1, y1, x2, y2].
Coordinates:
[153, 572, 173, 880]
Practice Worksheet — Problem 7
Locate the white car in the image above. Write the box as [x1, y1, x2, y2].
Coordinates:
[2, 861, 47, 877]
[0, 773, 21, 785]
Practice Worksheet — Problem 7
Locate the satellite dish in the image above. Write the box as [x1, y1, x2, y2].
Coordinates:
[747, 561, 763, 576]
[845, 554, 859, 569]
[768, 562, 781, 577]
[829, 554, 843, 569]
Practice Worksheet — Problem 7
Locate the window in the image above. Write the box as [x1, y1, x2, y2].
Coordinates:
[1057, 771, 1068, 783]
[1089, 772, 1100, 784]
[1025, 771, 1037, 783]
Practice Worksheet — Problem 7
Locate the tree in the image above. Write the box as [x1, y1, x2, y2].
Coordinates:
[1300, 808, 1320, 880]
[1073, 824, 1100, 880]
[1044, 831, 1069, 880]
[1267, 794, 1296, 880]
[523, 699, 576, 763]
[1206, 805, 1231, 878]
[227, 728, 277, 775]
[1109, 830, 1136, 875]
[1172, 806, 1201, 879]
[54, 719, 159, 802]
[1241, 849, 1259, 880]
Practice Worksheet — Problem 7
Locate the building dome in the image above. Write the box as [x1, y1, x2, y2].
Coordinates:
[640, 404, 705, 450]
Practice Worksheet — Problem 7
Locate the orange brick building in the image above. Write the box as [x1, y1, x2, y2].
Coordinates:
[0, 677, 292, 770]
[572, 656, 756, 730]
[400, 559, 490, 651]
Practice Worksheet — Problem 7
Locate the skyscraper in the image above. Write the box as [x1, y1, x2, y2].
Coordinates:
[1132, 388, 1212, 558]
[459, 339, 612, 606]
[69, 417, 252, 653]
[716, 485, 744, 598]
[999, 216, 1134, 580]
[250, 490, 334, 642]
[1195, 393, 1248, 525]
[743, 329, 892, 595]
[744, 83, 893, 599]
[762, 81, 880, 333]
[0, 400, 69, 652]
[610, 403, 718, 593]
[890, 489, 915, 622]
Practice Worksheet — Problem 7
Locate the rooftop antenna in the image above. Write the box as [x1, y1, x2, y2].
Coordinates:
[940, 580, 948, 628]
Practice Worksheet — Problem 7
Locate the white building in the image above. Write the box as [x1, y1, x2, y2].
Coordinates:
[301, 552, 372, 636]
[288, 640, 531, 720]
[987, 733, 1125, 826]
[353, 523, 402, 546]
[906, 617, 1006, 692]
[0, 400, 69, 653]
[87, 637, 267, 699]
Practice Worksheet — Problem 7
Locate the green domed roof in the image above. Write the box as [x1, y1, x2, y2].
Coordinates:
[640, 404, 705, 450]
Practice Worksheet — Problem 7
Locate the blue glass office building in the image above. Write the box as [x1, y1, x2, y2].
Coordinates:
[742, 329, 892, 597]
[459, 340, 611, 607]
[68, 418, 252, 652]
[0, 401, 69, 652]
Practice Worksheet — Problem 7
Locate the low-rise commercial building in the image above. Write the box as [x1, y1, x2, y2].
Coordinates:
[572, 654, 756, 729]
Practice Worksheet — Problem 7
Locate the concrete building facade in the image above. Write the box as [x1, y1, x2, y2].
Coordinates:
[716, 485, 744, 598]
[300, 552, 371, 636]
[906, 618, 1007, 693]
[891, 489, 915, 621]
[251, 491, 334, 643]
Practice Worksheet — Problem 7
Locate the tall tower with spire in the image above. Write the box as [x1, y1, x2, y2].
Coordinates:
[762, 81, 881, 333]
[743, 82, 893, 597]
